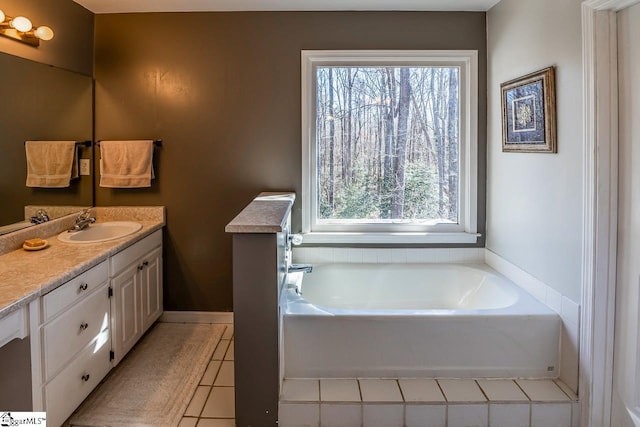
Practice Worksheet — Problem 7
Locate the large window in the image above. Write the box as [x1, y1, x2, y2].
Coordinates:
[301, 51, 478, 244]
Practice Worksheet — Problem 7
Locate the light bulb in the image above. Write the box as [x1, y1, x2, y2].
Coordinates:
[11, 16, 32, 32]
[35, 26, 54, 41]
[0, 10, 5, 23]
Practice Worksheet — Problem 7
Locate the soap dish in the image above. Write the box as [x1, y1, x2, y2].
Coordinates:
[23, 239, 48, 251]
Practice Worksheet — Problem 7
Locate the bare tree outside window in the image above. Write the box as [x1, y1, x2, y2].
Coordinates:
[315, 66, 460, 224]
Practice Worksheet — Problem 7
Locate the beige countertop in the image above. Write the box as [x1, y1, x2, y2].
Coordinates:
[225, 192, 295, 233]
[0, 207, 165, 320]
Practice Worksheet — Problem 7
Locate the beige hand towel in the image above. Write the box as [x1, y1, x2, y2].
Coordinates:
[25, 141, 79, 188]
[99, 140, 154, 188]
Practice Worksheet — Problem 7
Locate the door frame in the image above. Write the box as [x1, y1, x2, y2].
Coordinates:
[581, 1, 640, 426]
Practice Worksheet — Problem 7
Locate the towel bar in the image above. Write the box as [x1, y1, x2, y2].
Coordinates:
[24, 140, 92, 147]
[96, 139, 162, 147]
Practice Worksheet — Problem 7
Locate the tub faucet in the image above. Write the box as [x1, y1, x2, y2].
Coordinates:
[68, 208, 96, 232]
[288, 263, 313, 274]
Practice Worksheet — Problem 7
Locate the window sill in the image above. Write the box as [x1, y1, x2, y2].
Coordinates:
[301, 232, 481, 245]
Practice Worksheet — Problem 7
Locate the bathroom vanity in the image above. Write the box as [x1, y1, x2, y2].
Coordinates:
[0, 207, 165, 427]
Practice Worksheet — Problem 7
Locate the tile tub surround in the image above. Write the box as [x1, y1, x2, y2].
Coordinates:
[279, 378, 578, 427]
[0, 206, 165, 320]
[293, 247, 486, 265]
[484, 249, 581, 393]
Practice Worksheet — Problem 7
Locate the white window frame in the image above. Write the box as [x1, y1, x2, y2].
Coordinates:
[301, 50, 479, 244]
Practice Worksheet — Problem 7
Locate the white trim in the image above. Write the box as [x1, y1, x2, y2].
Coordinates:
[581, 1, 639, 426]
[302, 231, 480, 245]
[301, 50, 478, 243]
[159, 311, 234, 324]
[29, 299, 44, 411]
[0, 307, 27, 348]
[589, 0, 640, 10]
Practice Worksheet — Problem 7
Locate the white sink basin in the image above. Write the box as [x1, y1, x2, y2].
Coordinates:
[57, 221, 142, 243]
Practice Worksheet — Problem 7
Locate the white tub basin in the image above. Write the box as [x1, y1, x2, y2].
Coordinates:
[57, 221, 142, 243]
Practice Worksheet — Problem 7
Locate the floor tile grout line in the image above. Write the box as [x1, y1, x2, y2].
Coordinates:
[474, 379, 490, 402]
[435, 379, 449, 403]
[553, 378, 577, 400]
[194, 374, 216, 418]
[514, 379, 533, 402]
[513, 379, 533, 427]
[189, 324, 232, 421]
[212, 339, 231, 361]
[395, 379, 407, 427]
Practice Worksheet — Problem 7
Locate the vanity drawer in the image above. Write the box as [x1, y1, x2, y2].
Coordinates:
[43, 281, 110, 380]
[44, 333, 111, 427]
[43, 260, 108, 322]
[110, 230, 162, 276]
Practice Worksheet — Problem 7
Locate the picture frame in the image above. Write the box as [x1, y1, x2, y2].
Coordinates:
[501, 66, 556, 153]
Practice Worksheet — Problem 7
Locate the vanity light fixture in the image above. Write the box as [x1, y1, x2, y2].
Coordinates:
[0, 9, 54, 47]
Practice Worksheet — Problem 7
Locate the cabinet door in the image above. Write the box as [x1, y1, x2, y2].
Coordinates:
[111, 263, 142, 365]
[141, 246, 163, 331]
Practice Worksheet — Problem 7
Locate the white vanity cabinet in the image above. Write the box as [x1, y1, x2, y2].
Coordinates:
[30, 260, 112, 427]
[27, 228, 163, 427]
[110, 229, 163, 365]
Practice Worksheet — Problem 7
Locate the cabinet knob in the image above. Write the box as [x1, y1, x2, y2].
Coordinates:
[137, 264, 144, 271]
[79, 282, 88, 291]
[79, 322, 89, 331]
[81, 373, 90, 382]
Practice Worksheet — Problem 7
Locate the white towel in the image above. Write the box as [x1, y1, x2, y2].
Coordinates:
[25, 141, 79, 188]
[99, 140, 154, 188]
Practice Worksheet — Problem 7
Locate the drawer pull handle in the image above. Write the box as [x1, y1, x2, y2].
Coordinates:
[143, 260, 149, 267]
[137, 264, 144, 271]
[79, 283, 88, 291]
[79, 322, 89, 331]
[81, 374, 90, 382]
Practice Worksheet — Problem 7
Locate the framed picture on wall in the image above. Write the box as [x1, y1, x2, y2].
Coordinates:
[501, 66, 556, 153]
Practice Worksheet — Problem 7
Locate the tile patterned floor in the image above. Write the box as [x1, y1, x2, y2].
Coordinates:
[89, 320, 579, 427]
[177, 324, 580, 427]
[73, 319, 582, 427]
[179, 323, 236, 427]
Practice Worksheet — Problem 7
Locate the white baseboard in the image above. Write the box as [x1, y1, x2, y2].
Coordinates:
[159, 311, 233, 324]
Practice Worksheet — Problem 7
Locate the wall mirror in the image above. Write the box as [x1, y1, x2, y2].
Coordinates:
[0, 51, 93, 234]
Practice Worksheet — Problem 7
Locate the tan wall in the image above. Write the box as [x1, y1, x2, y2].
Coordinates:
[94, 11, 487, 311]
[486, 0, 583, 302]
[0, 53, 94, 226]
[0, 2, 92, 410]
[0, 0, 94, 226]
[0, 0, 93, 75]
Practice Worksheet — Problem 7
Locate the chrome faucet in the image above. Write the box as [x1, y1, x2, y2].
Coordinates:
[288, 263, 313, 274]
[29, 209, 50, 224]
[68, 208, 96, 232]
